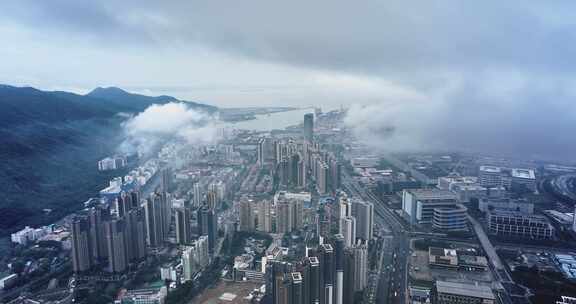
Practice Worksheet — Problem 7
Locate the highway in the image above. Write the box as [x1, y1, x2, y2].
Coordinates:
[342, 170, 410, 304]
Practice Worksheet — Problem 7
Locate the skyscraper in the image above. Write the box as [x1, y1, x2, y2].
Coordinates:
[126, 206, 147, 261]
[292, 199, 304, 231]
[291, 272, 304, 304]
[198, 206, 217, 253]
[352, 241, 368, 292]
[175, 207, 192, 245]
[266, 260, 292, 302]
[161, 167, 172, 192]
[195, 235, 210, 267]
[71, 216, 92, 273]
[258, 138, 267, 167]
[343, 248, 356, 304]
[258, 200, 272, 233]
[276, 199, 293, 234]
[306, 257, 320, 304]
[339, 216, 356, 248]
[333, 235, 345, 304]
[303, 113, 314, 141]
[318, 244, 334, 304]
[87, 207, 106, 262]
[193, 183, 202, 208]
[239, 199, 255, 232]
[297, 158, 307, 188]
[144, 193, 166, 248]
[206, 191, 218, 210]
[104, 219, 127, 273]
[182, 246, 197, 282]
[115, 192, 131, 218]
[352, 200, 374, 241]
[338, 195, 352, 220]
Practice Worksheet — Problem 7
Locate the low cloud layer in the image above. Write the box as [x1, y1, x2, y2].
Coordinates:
[2, 1, 576, 161]
[345, 71, 576, 161]
[120, 102, 218, 155]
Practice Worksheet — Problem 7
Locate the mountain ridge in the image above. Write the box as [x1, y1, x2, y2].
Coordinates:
[0, 84, 217, 235]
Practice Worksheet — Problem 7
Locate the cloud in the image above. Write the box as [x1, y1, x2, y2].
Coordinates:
[120, 102, 218, 155]
[2, 1, 576, 160]
[345, 70, 576, 161]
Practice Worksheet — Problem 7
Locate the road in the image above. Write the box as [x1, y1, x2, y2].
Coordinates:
[342, 170, 410, 304]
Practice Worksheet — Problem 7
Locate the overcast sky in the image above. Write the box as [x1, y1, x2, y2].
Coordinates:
[1, 1, 576, 160]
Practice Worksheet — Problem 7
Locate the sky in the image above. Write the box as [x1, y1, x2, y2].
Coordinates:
[1, 0, 576, 161]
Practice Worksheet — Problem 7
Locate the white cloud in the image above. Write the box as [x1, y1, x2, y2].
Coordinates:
[121, 102, 218, 155]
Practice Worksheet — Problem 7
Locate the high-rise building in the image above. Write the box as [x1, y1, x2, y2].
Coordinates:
[297, 158, 307, 188]
[125, 207, 147, 261]
[328, 158, 341, 192]
[333, 235, 345, 304]
[318, 244, 334, 304]
[104, 219, 127, 273]
[258, 200, 272, 233]
[343, 248, 356, 304]
[316, 161, 329, 195]
[239, 199, 255, 232]
[198, 206, 217, 253]
[195, 235, 210, 267]
[258, 138, 267, 167]
[352, 241, 368, 292]
[182, 246, 197, 282]
[71, 216, 92, 273]
[87, 207, 106, 261]
[303, 113, 314, 141]
[175, 207, 192, 245]
[339, 216, 356, 248]
[291, 272, 304, 304]
[144, 195, 164, 248]
[193, 183, 202, 208]
[206, 191, 218, 210]
[160, 192, 172, 240]
[318, 205, 332, 243]
[352, 200, 374, 241]
[338, 195, 352, 220]
[129, 191, 140, 209]
[182, 235, 211, 282]
[276, 199, 293, 234]
[292, 199, 304, 231]
[306, 257, 321, 304]
[115, 192, 131, 218]
[266, 260, 292, 302]
[161, 167, 172, 192]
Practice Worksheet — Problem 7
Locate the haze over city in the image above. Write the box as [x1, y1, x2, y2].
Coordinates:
[1, 1, 576, 304]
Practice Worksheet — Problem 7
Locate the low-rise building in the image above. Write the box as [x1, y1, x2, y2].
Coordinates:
[116, 287, 167, 304]
[0, 273, 17, 290]
[487, 210, 555, 240]
[479, 198, 534, 214]
[429, 247, 458, 268]
[402, 189, 458, 225]
[434, 280, 495, 304]
[432, 205, 468, 231]
[511, 168, 536, 192]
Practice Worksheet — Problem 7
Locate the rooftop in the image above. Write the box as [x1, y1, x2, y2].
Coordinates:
[406, 189, 457, 201]
[479, 165, 501, 173]
[511, 168, 536, 180]
[429, 247, 457, 257]
[436, 281, 495, 299]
